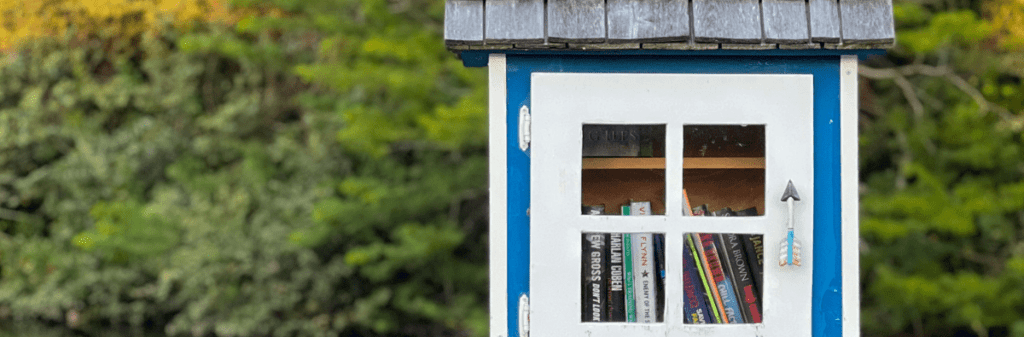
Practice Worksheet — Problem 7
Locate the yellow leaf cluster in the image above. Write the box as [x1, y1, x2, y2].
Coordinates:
[988, 0, 1024, 50]
[0, 0, 238, 50]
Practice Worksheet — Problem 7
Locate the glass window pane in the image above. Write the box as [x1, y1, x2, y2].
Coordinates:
[683, 125, 765, 216]
[582, 232, 666, 323]
[683, 232, 764, 324]
[582, 124, 666, 215]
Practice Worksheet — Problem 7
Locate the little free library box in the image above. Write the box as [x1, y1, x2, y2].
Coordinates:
[444, 1, 894, 336]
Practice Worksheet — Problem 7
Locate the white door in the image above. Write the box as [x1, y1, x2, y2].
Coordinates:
[529, 73, 814, 337]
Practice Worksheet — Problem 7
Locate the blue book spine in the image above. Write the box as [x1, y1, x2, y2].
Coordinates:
[683, 242, 714, 323]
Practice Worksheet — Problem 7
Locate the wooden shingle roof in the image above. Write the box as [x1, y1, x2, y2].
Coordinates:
[444, 0, 894, 51]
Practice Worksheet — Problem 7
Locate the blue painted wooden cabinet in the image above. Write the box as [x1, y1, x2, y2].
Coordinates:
[472, 52, 866, 337]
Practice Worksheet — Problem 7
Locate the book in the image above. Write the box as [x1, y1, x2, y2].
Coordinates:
[623, 232, 636, 322]
[582, 205, 606, 215]
[692, 204, 710, 216]
[741, 233, 765, 308]
[585, 125, 663, 156]
[689, 233, 723, 323]
[631, 232, 657, 323]
[582, 233, 608, 322]
[627, 201, 656, 322]
[682, 189, 695, 216]
[731, 206, 763, 323]
[692, 232, 728, 323]
[606, 233, 626, 322]
[683, 236, 715, 323]
[712, 207, 734, 216]
[720, 233, 762, 323]
[653, 233, 666, 322]
[582, 125, 646, 157]
[734, 207, 758, 217]
[630, 200, 651, 216]
[699, 233, 745, 323]
[621, 204, 631, 216]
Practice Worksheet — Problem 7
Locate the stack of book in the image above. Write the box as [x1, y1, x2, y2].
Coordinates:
[581, 201, 665, 323]
[580, 201, 764, 324]
[684, 205, 764, 324]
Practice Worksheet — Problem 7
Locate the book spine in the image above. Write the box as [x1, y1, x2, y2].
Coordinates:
[741, 234, 765, 301]
[623, 233, 636, 322]
[683, 237, 714, 324]
[582, 233, 608, 322]
[582, 205, 606, 215]
[717, 233, 758, 323]
[653, 233, 666, 323]
[682, 189, 694, 216]
[692, 233, 727, 323]
[699, 233, 745, 323]
[631, 201, 651, 216]
[631, 232, 657, 323]
[725, 233, 762, 323]
[606, 233, 626, 322]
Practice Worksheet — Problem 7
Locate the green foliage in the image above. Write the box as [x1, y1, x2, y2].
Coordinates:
[860, 0, 1024, 336]
[4, 0, 1020, 336]
[0, 0, 488, 335]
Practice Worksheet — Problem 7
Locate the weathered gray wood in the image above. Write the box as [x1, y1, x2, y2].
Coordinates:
[762, 0, 809, 43]
[486, 0, 545, 43]
[809, 0, 840, 42]
[692, 0, 762, 43]
[721, 43, 777, 50]
[840, 0, 895, 43]
[445, 0, 484, 45]
[548, 0, 606, 43]
[513, 42, 569, 49]
[567, 43, 642, 50]
[606, 0, 690, 42]
[779, 42, 821, 49]
[641, 42, 719, 50]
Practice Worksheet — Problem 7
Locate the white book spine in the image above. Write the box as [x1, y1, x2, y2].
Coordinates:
[630, 201, 651, 216]
[631, 232, 656, 323]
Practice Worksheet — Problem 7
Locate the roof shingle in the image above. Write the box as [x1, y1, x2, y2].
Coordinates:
[444, 0, 894, 51]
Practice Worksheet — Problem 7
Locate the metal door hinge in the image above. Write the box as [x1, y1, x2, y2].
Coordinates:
[518, 106, 530, 152]
[518, 294, 529, 337]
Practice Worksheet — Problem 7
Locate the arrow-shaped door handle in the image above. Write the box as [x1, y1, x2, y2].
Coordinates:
[779, 180, 802, 267]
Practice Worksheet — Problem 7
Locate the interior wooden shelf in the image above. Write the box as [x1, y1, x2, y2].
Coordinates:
[582, 157, 765, 169]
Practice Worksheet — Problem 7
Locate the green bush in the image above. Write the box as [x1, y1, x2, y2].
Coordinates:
[0, 0, 489, 334]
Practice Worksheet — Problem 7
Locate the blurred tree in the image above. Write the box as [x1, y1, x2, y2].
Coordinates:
[858, 0, 1024, 336]
[4, 0, 1024, 336]
[0, 0, 238, 50]
[0, 0, 488, 336]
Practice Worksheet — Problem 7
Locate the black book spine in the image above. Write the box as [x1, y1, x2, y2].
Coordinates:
[741, 234, 765, 302]
[606, 233, 626, 322]
[583, 233, 609, 322]
[715, 234, 750, 323]
[722, 233, 762, 323]
[653, 233, 666, 322]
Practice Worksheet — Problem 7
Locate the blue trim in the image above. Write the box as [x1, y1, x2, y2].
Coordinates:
[503, 55, 844, 337]
[506, 65, 532, 336]
[462, 49, 884, 67]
